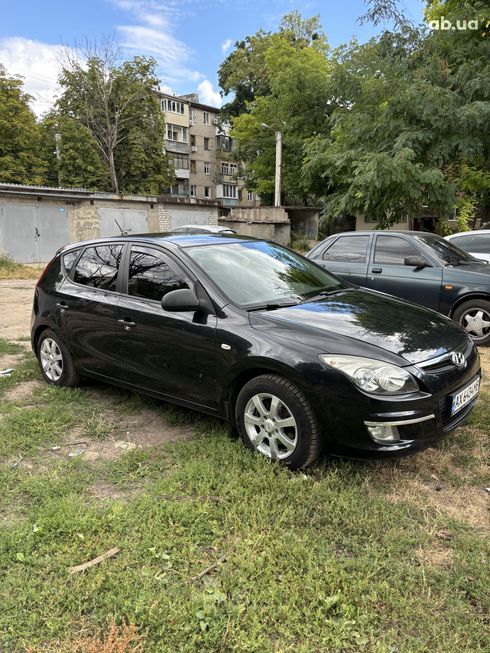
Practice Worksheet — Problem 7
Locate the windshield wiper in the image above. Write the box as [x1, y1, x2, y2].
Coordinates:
[247, 300, 299, 311]
[300, 287, 346, 302]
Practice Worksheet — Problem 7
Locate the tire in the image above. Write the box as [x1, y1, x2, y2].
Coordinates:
[235, 374, 322, 469]
[453, 299, 490, 346]
[37, 329, 80, 387]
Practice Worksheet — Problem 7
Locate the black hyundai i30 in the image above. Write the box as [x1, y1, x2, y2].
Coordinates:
[31, 234, 481, 468]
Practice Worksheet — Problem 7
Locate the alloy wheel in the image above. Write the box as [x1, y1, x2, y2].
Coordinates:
[461, 307, 490, 342]
[40, 338, 64, 382]
[243, 392, 298, 460]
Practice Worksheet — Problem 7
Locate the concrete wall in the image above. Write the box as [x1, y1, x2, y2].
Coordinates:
[0, 189, 221, 262]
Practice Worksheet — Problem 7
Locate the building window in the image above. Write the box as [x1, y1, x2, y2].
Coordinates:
[169, 181, 189, 196]
[170, 154, 189, 170]
[204, 137, 210, 150]
[247, 191, 254, 201]
[203, 111, 209, 125]
[221, 162, 229, 175]
[190, 160, 196, 173]
[204, 161, 210, 174]
[189, 108, 195, 123]
[190, 185, 196, 197]
[223, 184, 237, 199]
[162, 98, 185, 114]
[204, 186, 210, 198]
[217, 135, 232, 152]
[166, 124, 188, 143]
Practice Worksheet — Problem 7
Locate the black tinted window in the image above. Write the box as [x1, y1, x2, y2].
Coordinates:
[323, 236, 370, 262]
[374, 236, 419, 264]
[452, 234, 490, 254]
[128, 247, 189, 301]
[62, 249, 80, 274]
[73, 245, 123, 290]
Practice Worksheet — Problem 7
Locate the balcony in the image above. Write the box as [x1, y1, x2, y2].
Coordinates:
[214, 172, 238, 184]
[165, 139, 190, 154]
[175, 168, 190, 179]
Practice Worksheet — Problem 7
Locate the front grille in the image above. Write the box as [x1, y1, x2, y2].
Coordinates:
[417, 341, 475, 375]
[421, 359, 453, 373]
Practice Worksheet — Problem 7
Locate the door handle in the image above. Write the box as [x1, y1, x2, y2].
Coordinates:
[56, 301, 69, 311]
[118, 318, 136, 331]
[371, 267, 383, 273]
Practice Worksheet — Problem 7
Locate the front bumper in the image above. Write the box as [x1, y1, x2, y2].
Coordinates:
[305, 346, 481, 458]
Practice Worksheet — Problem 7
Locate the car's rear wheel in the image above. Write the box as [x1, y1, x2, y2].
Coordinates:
[235, 374, 322, 469]
[37, 329, 80, 387]
[453, 299, 490, 346]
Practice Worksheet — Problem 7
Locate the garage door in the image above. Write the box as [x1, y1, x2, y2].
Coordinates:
[0, 204, 71, 263]
[99, 209, 149, 237]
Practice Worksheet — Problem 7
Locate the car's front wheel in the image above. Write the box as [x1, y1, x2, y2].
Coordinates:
[453, 299, 490, 346]
[37, 329, 80, 387]
[235, 374, 322, 469]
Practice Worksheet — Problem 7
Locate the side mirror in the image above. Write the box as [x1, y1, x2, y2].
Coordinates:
[161, 288, 200, 312]
[404, 256, 430, 268]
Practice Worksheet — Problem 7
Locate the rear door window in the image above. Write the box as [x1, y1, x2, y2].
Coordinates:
[73, 245, 123, 291]
[323, 235, 370, 262]
[62, 249, 80, 274]
[127, 246, 190, 302]
[374, 236, 419, 264]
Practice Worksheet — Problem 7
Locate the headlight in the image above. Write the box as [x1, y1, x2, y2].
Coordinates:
[319, 354, 419, 395]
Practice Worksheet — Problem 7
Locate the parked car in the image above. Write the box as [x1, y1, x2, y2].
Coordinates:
[32, 234, 480, 468]
[307, 231, 490, 345]
[170, 224, 235, 235]
[445, 230, 490, 263]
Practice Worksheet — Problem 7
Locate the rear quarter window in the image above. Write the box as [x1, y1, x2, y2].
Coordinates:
[62, 250, 80, 274]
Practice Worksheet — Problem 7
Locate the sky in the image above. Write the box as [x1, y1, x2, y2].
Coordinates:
[0, 0, 425, 115]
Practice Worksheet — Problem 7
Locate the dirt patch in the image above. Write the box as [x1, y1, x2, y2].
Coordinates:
[383, 479, 489, 532]
[4, 380, 41, 402]
[416, 544, 454, 569]
[0, 352, 25, 371]
[0, 279, 36, 340]
[87, 480, 142, 501]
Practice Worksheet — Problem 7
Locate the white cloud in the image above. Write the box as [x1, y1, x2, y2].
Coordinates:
[0, 37, 67, 116]
[197, 79, 222, 107]
[221, 38, 233, 53]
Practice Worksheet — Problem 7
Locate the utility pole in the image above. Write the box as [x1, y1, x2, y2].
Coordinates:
[261, 123, 282, 207]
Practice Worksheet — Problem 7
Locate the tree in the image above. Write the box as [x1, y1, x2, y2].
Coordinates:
[222, 13, 330, 205]
[57, 44, 173, 194]
[40, 112, 110, 190]
[0, 65, 46, 185]
[219, 12, 326, 119]
[304, 1, 490, 228]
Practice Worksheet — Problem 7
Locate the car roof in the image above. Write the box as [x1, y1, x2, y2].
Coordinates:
[447, 230, 490, 238]
[326, 230, 440, 237]
[59, 232, 258, 253]
[171, 224, 234, 231]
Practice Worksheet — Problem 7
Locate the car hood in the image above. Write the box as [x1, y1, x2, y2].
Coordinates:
[443, 261, 490, 283]
[249, 288, 468, 365]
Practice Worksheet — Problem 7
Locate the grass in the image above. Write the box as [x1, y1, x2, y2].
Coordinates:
[0, 253, 43, 280]
[0, 345, 488, 652]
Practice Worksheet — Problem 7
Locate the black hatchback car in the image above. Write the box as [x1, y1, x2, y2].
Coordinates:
[307, 231, 490, 345]
[32, 234, 481, 468]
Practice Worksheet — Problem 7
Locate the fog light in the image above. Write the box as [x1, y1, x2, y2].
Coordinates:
[365, 423, 400, 444]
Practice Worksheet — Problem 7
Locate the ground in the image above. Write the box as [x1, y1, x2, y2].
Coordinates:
[0, 279, 488, 653]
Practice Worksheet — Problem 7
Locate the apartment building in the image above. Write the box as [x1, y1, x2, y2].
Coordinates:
[158, 91, 259, 208]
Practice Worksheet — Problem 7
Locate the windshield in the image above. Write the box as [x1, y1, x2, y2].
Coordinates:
[415, 234, 477, 266]
[186, 241, 346, 308]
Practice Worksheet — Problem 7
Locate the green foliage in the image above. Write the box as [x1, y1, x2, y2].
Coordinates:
[228, 15, 330, 205]
[0, 65, 46, 185]
[57, 49, 173, 194]
[40, 112, 110, 190]
[455, 195, 477, 232]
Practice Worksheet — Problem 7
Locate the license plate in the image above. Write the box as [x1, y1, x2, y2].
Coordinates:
[451, 377, 480, 416]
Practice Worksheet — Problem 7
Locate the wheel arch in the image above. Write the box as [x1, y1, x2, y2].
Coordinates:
[450, 292, 490, 318]
[225, 361, 303, 434]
